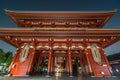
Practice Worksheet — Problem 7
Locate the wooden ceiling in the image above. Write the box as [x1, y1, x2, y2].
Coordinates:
[5, 10, 115, 28]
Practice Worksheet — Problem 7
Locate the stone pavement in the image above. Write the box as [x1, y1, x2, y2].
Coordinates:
[0, 75, 120, 80]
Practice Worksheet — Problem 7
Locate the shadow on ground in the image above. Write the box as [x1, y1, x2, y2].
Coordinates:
[0, 75, 120, 80]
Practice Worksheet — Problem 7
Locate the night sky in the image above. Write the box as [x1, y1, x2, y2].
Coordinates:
[0, 0, 120, 55]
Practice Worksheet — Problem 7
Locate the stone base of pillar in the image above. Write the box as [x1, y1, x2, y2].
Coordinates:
[26, 72, 31, 75]
[45, 72, 51, 77]
[7, 73, 12, 76]
[69, 72, 73, 77]
[89, 72, 94, 76]
[66, 72, 70, 76]
[110, 72, 113, 76]
[50, 71, 54, 76]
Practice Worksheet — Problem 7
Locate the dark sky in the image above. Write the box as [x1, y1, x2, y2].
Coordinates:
[0, 0, 120, 55]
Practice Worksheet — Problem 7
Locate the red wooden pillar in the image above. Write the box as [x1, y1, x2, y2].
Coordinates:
[50, 55, 54, 75]
[84, 48, 93, 76]
[36, 55, 41, 72]
[68, 48, 73, 77]
[100, 48, 113, 75]
[85, 45, 112, 76]
[8, 47, 21, 76]
[46, 48, 52, 77]
[26, 47, 36, 75]
[8, 44, 36, 76]
[66, 55, 70, 75]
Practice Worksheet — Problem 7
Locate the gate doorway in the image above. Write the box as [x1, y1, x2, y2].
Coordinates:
[54, 56, 66, 77]
[72, 57, 83, 76]
[30, 50, 85, 77]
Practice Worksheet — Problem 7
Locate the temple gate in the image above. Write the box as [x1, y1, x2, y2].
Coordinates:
[0, 10, 120, 77]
